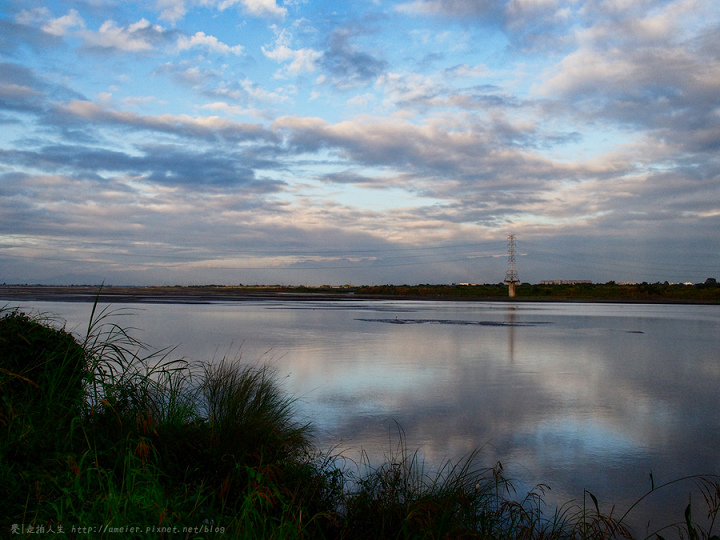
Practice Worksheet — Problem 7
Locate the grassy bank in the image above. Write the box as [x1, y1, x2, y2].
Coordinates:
[2, 305, 719, 539]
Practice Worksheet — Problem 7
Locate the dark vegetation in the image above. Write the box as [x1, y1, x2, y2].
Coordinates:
[354, 281, 720, 302]
[2, 305, 720, 538]
[2, 281, 718, 304]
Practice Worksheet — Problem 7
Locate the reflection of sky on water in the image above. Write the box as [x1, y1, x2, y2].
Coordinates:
[515, 416, 644, 477]
[7, 300, 720, 532]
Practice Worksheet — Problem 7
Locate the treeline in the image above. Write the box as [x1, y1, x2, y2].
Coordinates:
[350, 281, 720, 302]
[182, 282, 720, 302]
[354, 283, 508, 298]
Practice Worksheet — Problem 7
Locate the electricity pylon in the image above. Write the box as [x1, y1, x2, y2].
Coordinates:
[504, 234, 519, 298]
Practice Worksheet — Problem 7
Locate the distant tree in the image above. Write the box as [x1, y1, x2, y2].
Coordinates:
[705, 278, 717, 286]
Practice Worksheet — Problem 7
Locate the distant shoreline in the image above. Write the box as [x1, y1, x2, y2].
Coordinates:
[1, 284, 718, 305]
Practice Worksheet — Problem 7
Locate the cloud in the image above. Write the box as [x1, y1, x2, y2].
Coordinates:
[262, 26, 322, 75]
[0, 83, 44, 105]
[535, 0, 720, 154]
[154, 0, 286, 22]
[79, 19, 173, 53]
[0, 143, 287, 190]
[14, 8, 53, 26]
[376, 72, 441, 106]
[320, 28, 387, 89]
[320, 171, 384, 186]
[153, 62, 221, 87]
[218, 0, 287, 18]
[0, 167, 296, 286]
[239, 78, 290, 104]
[153, 64, 289, 110]
[41, 9, 86, 36]
[52, 100, 277, 143]
[156, 0, 188, 22]
[396, 0, 504, 20]
[201, 101, 262, 118]
[444, 64, 490, 78]
[376, 69, 514, 113]
[261, 20, 387, 83]
[176, 31, 244, 55]
[0, 64, 47, 113]
[269, 111, 706, 242]
[0, 62, 84, 113]
[346, 93, 376, 108]
[120, 95, 164, 108]
[271, 114, 571, 192]
[0, 17, 63, 55]
[504, 9, 577, 52]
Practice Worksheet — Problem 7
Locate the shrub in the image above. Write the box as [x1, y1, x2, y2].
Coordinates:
[0, 310, 87, 455]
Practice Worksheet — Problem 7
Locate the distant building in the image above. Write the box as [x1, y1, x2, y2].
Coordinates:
[540, 279, 593, 285]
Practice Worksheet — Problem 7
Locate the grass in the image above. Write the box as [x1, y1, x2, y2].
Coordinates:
[2, 303, 720, 539]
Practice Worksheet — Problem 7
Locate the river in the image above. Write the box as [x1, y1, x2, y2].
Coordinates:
[5, 298, 720, 534]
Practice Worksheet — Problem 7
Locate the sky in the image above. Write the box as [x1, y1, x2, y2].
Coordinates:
[1, 0, 719, 286]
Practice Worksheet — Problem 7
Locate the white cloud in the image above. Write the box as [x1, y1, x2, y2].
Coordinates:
[176, 32, 244, 55]
[446, 64, 489, 78]
[201, 101, 261, 117]
[154, 62, 221, 86]
[15, 8, 86, 36]
[240, 79, 289, 103]
[122, 96, 163, 108]
[56, 99, 273, 142]
[507, 0, 558, 16]
[15, 8, 52, 26]
[396, 1, 443, 16]
[536, 48, 631, 96]
[80, 19, 168, 53]
[376, 72, 439, 106]
[347, 93, 377, 108]
[210, 87, 243, 100]
[536, 0, 720, 108]
[95, 92, 113, 103]
[42, 10, 86, 36]
[218, 0, 287, 18]
[156, 0, 188, 22]
[262, 26, 322, 75]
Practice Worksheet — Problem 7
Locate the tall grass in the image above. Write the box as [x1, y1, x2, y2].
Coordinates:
[2, 303, 720, 539]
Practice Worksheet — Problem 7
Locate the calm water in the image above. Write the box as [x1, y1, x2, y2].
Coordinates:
[6, 299, 720, 532]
